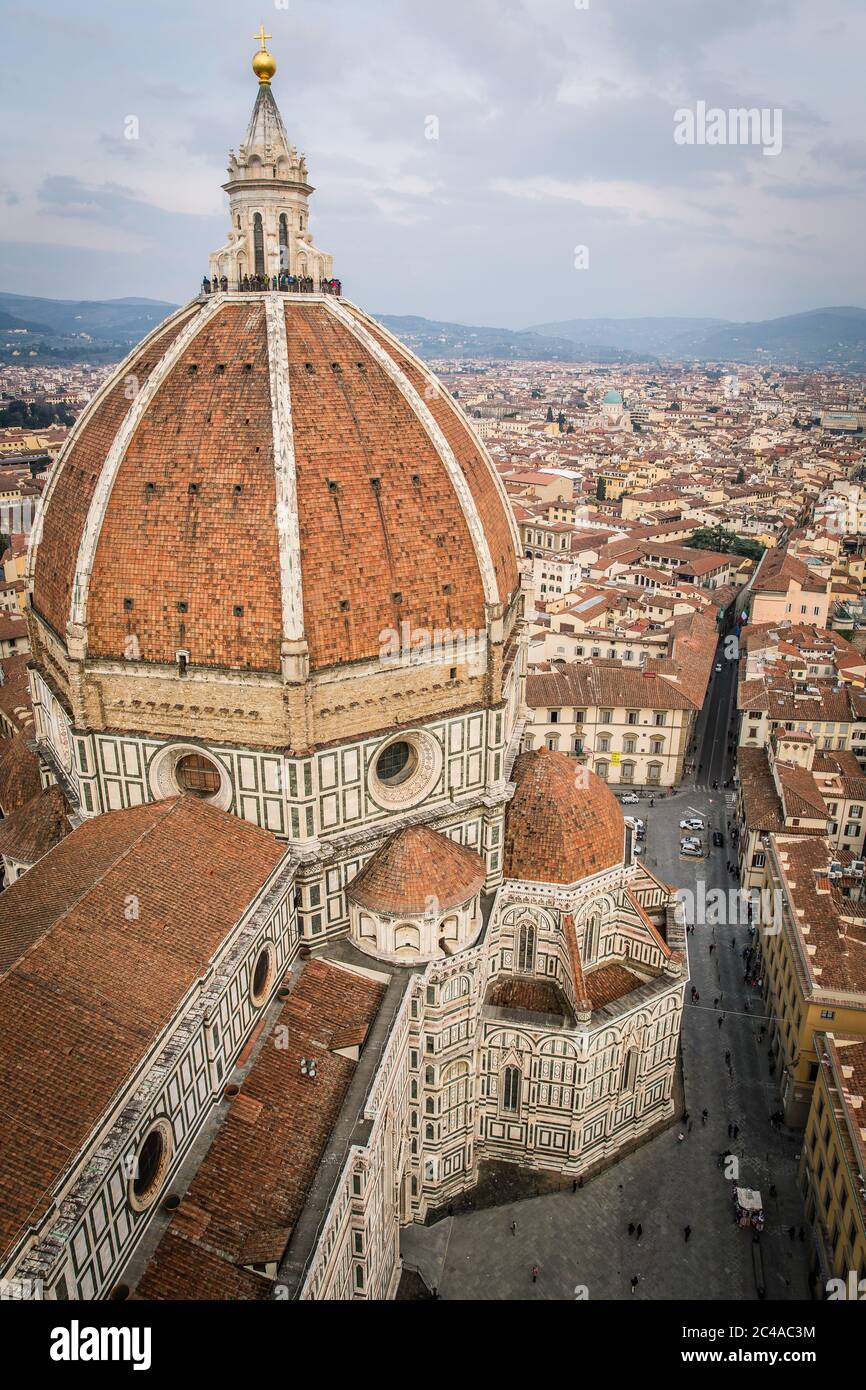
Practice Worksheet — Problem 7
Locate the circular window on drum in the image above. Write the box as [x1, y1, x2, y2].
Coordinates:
[128, 1118, 173, 1212]
[375, 740, 417, 787]
[175, 752, 222, 798]
[368, 731, 441, 810]
[149, 744, 233, 811]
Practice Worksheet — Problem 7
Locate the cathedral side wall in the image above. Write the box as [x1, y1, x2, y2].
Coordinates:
[7, 873, 299, 1300]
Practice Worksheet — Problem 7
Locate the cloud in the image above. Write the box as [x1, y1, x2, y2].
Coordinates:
[0, 0, 863, 318]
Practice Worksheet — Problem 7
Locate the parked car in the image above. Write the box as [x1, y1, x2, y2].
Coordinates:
[713, 830, 725, 847]
[681, 842, 703, 857]
[624, 816, 645, 831]
[620, 792, 640, 805]
[680, 817, 704, 831]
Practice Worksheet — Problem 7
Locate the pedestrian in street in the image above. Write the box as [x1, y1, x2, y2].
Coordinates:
[628, 1222, 635, 1237]
[732, 1124, 739, 1139]
[510, 1220, 517, 1236]
[718, 1015, 724, 1029]
[701, 1108, 708, 1125]
[788, 1227, 796, 1241]
[636, 1223, 642, 1241]
[684, 1225, 692, 1242]
[677, 1132, 685, 1143]
[799, 1227, 805, 1242]
[631, 1274, 639, 1294]
[709, 943, 715, 954]
[731, 936, 736, 949]
[714, 997, 719, 1008]
[531, 1264, 539, 1283]
[727, 1122, 733, 1137]
[694, 991, 700, 1003]
[683, 1110, 689, 1124]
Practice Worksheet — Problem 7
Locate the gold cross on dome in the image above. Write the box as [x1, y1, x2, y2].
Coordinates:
[254, 25, 272, 50]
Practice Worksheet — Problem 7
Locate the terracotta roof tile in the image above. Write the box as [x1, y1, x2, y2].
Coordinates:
[584, 962, 642, 1009]
[0, 784, 70, 865]
[0, 731, 41, 814]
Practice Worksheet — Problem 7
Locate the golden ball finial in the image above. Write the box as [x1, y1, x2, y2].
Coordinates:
[252, 26, 276, 84]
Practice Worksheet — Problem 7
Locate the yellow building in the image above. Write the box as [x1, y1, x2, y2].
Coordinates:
[799, 1033, 866, 1299]
[596, 469, 630, 502]
[758, 836, 866, 1126]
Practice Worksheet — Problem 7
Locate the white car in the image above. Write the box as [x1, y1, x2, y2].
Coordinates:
[620, 793, 640, 805]
[680, 817, 704, 831]
[681, 835, 702, 849]
[624, 816, 645, 831]
[681, 842, 703, 857]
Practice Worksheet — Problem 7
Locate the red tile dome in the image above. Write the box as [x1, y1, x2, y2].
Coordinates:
[347, 824, 486, 916]
[30, 296, 518, 675]
[504, 748, 625, 885]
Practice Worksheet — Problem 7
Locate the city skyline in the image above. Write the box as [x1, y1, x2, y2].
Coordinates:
[2, 0, 866, 324]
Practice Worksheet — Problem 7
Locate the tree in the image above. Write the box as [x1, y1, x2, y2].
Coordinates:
[686, 527, 765, 562]
[0, 398, 75, 429]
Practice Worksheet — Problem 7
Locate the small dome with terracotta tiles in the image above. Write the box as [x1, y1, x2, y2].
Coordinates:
[347, 824, 487, 964]
[504, 748, 625, 886]
[29, 294, 518, 677]
[348, 824, 486, 916]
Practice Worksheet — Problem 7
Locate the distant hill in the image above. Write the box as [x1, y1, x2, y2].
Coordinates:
[374, 314, 642, 363]
[0, 308, 53, 334]
[531, 316, 728, 357]
[529, 307, 866, 366]
[0, 293, 178, 339]
[0, 293, 178, 362]
[3, 293, 864, 368]
[678, 307, 866, 367]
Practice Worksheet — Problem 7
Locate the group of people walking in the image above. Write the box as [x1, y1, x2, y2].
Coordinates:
[201, 272, 342, 295]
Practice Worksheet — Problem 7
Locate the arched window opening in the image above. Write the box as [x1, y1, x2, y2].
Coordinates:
[279, 213, 289, 271]
[583, 913, 600, 966]
[621, 1047, 639, 1094]
[253, 213, 265, 276]
[502, 1065, 522, 1114]
[395, 923, 420, 958]
[516, 920, 536, 972]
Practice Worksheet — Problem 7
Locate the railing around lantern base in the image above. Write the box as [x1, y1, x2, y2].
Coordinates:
[201, 275, 342, 296]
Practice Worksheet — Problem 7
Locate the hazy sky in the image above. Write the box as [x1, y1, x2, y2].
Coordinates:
[2, 0, 865, 325]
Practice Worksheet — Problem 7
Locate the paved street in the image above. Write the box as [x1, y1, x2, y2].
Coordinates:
[423, 643, 813, 1300]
